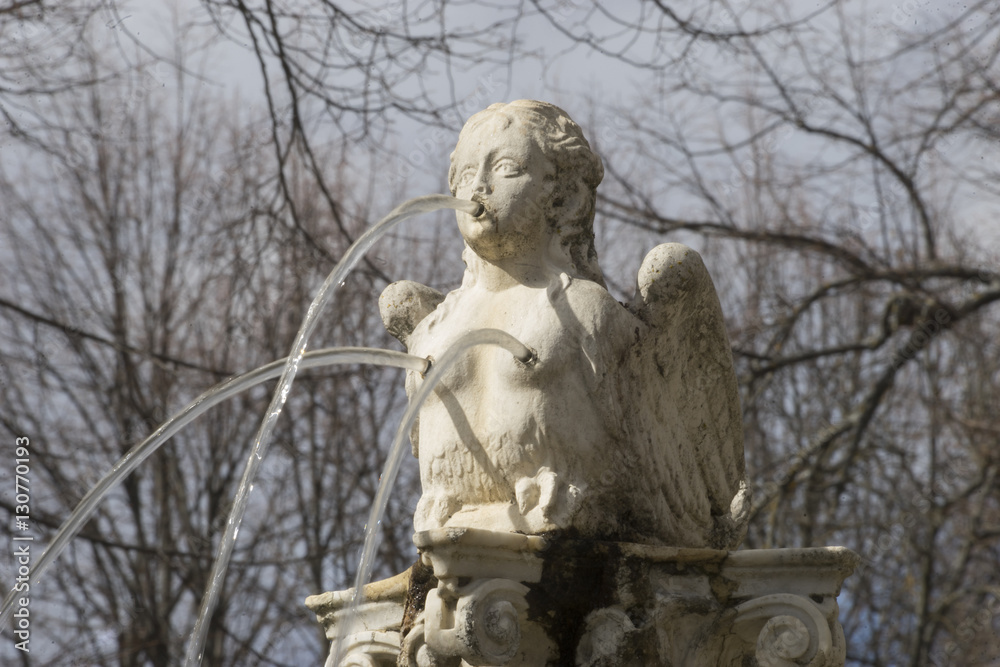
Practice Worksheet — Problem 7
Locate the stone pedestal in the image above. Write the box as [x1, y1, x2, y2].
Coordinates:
[306, 570, 409, 667]
[308, 529, 858, 666]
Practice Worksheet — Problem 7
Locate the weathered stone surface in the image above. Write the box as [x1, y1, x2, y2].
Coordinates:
[309, 100, 856, 666]
[380, 100, 747, 549]
[306, 570, 410, 667]
[311, 530, 858, 666]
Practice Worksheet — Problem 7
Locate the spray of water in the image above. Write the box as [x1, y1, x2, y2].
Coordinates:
[183, 195, 483, 666]
[0, 348, 428, 630]
[328, 327, 534, 666]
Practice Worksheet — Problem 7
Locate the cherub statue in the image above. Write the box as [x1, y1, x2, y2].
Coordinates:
[380, 100, 749, 549]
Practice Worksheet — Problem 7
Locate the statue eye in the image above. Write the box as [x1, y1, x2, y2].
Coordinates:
[456, 167, 477, 188]
[493, 159, 522, 177]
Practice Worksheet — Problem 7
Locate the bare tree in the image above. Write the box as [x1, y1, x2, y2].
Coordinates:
[0, 11, 439, 664]
[3, 1, 999, 666]
[533, 1, 1000, 664]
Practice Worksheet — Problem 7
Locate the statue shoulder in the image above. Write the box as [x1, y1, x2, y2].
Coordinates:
[547, 277, 637, 371]
[379, 280, 445, 348]
[559, 276, 634, 331]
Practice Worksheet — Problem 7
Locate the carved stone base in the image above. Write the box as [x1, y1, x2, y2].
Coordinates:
[306, 570, 409, 667]
[308, 530, 858, 666]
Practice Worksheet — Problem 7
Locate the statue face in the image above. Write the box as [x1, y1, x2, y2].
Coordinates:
[451, 117, 556, 262]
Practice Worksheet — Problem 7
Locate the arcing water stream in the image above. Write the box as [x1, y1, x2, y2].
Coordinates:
[0, 195, 537, 667]
[0, 347, 428, 630]
[183, 195, 483, 665]
[0, 195, 489, 665]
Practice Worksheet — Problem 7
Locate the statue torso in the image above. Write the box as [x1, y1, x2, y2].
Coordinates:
[405, 277, 635, 534]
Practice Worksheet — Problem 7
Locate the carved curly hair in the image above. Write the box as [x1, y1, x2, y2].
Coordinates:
[449, 100, 606, 286]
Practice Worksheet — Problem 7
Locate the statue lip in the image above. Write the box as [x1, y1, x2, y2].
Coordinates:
[467, 200, 495, 229]
[469, 195, 488, 218]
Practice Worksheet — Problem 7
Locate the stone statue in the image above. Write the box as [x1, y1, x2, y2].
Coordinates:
[379, 99, 749, 549]
[310, 100, 857, 667]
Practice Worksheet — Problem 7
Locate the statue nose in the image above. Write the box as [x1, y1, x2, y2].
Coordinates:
[472, 170, 491, 195]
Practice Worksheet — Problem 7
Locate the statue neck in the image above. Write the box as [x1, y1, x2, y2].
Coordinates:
[472, 252, 553, 292]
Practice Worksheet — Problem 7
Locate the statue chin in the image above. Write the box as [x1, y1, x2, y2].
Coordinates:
[458, 226, 538, 264]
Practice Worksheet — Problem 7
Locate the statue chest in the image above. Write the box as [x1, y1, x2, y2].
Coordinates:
[411, 287, 592, 400]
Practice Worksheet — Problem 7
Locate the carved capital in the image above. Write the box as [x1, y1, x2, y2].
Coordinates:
[324, 629, 402, 667]
[312, 541, 856, 666]
[306, 571, 409, 667]
[732, 593, 843, 667]
[402, 619, 459, 667]
[422, 577, 529, 666]
[575, 607, 637, 666]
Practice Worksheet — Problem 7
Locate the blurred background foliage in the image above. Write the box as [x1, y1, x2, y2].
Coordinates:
[1, 0, 998, 664]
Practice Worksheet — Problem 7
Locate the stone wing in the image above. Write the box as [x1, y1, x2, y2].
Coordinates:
[379, 280, 445, 348]
[378, 280, 445, 456]
[626, 243, 749, 549]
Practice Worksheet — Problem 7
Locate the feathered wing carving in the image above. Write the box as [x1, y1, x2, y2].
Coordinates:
[379, 280, 445, 348]
[626, 243, 750, 549]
